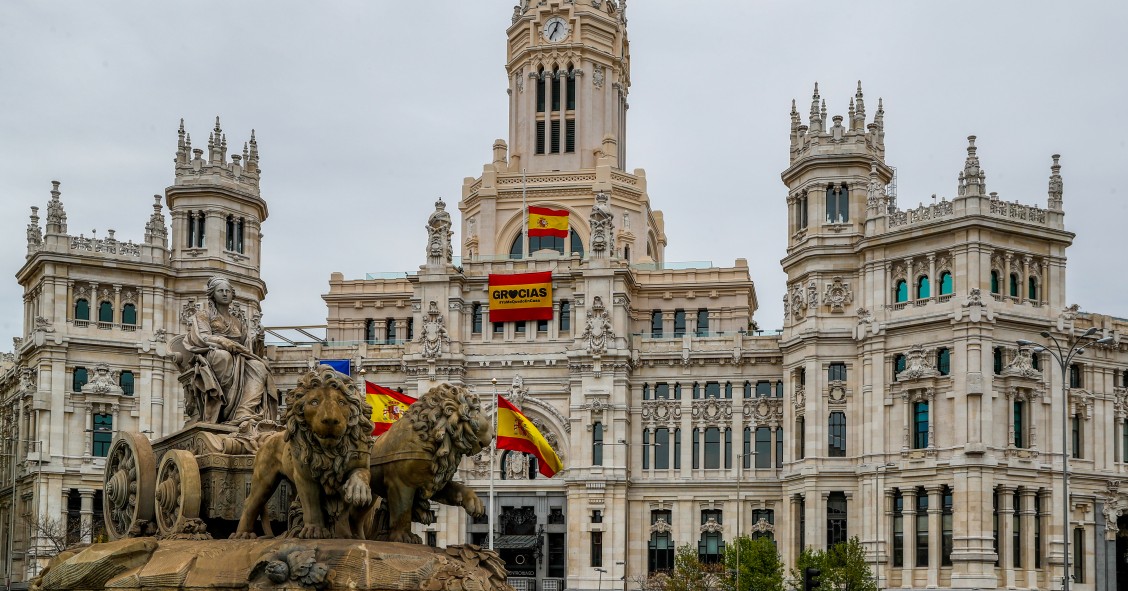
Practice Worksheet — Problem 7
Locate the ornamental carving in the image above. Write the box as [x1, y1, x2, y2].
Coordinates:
[589, 193, 615, 256]
[856, 307, 873, 325]
[691, 399, 732, 426]
[1000, 348, 1042, 379]
[822, 276, 853, 312]
[827, 382, 847, 405]
[642, 399, 682, 426]
[650, 515, 673, 534]
[1104, 481, 1125, 540]
[82, 362, 122, 395]
[964, 288, 985, 307]
[1069, 391, 1094, 421]
[593, 64, 605, 89]
[806, 281, 818, 309]
[897, 345, 938, 381]
[699, 517, 723, 534]
[792, 386, 805, 413]
[18, 367, 36, 395]
[1115, 388, 1128, 418]
[506, 375, 528, 410]
[750, 518, 774, 534]
[417, 301, 449, 359]
[744, 398, 783, 427]
[581, 296, 615, 354]
[33, 316, 54, 333]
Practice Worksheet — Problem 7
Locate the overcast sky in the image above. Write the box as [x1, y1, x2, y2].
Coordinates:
[2, 1, 1126, 346]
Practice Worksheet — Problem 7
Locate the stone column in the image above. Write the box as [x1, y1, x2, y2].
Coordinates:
[883, 489, 896, 588]
[550, 301, 560, 340]
[998, 484, 1015, 587]
[1021, 255, 1031, 304]
[927, 255, 936, 301]
[902, 487, 917, 585]
[1003, 254, 1012, 299]
[927, 485, 943, 587]
[82, 404, 93, 460]
[1021, 488, 1038, 587]
[789, 494, 803, 564]
[112, 284, 121, 326]
[79, 490, 94, 544]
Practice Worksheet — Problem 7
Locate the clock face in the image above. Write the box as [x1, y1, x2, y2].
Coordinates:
[543, 17, 568, 42]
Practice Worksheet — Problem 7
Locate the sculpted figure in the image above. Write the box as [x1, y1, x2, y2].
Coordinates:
[232, 366, 373, 539]
[367, 383, 492, 543]
[184, 277, 279, 424]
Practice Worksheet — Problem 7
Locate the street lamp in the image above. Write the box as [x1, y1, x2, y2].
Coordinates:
[1017, 327, 1113, 591]
[734, 450, 755, 591]
[872, 462, 895, 590]
[596, 567, 608, 591]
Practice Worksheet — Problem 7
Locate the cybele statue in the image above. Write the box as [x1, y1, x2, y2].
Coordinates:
[31, 287, 508, 591]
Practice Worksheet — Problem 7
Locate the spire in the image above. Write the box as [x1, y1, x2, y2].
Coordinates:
[26, 206, 42, 254]
[45, 180, 67, 235]
[959, 135, 985, 197]
[848, 98, 856, 131]
[874, 98, 884, 129]
[145, 194, 168, 245]
[209, 116, 224, 164]
[808, 82, 822, 132]
[176, 118, 188, 165]
[1047, 154, 1064, 211]
[790, 99, 800, 132]
[853, 80, 866, 128]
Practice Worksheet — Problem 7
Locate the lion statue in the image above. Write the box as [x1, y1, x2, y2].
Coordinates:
[232, 366, 374, 539]
[366, 383, 492, 543]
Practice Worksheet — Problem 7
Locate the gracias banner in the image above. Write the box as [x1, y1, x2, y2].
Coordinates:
[488, 272, 553, 322]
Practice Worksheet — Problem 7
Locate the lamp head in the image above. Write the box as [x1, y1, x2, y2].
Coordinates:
[1032, 346, 1045, 353]
[1096, 336, 1115, 345]
[1040, 331, 1051, 338]
[1016, 339, 1035, 347]
[1084, 327, 1099, 336]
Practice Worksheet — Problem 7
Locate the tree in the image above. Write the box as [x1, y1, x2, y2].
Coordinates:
[788, 538, 877, 591]
[722, 535, 785, 591]
[664, 543, 710, 591]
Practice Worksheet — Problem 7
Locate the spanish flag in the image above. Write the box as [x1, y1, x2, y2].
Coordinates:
[496, 396, 564, 478]
[488, 272, 553, 322]
[528, 206, 569, 238]
[366, 381, 416, 436]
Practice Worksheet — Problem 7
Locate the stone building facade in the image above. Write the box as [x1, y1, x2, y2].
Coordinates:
[4, 2, 1128, 591]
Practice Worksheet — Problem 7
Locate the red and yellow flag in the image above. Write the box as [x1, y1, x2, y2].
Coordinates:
[366, 381, 416, 436]
[527, 206, 569, 238]
[488, 272, 553, 322]
[496, 396, 564, 478]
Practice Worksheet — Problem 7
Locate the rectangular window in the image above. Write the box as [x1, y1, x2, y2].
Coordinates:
[550, 120, 561, 153]
[913, 401, 929, 449]
[828, 411, 846, 457]
[1034, 493, 1042, 568]
[799, 497, 806, 551]
[993, 347, 1004, 374]
[655, 428, 670, 470]
[559, 300, 571, 332]
[73, 367, 88, 392]
[592, 422, 603, 466]
[742, 428, 752, 469]
[590, 531, 603, 567]
[755, 381, 772, 398]
[776, 427, 784, 468]
[92, 413, 113, 457]
[698, 510, 724, 564]
[1014, 401, 1025, 448]
[993, 488, 999, 566]
[724, 382, 733, 399]
[642, 430, 650, 469]
[566, 73, 576, 110]
[406, 317, 414, 341]
[471, 304, 483, 334]
[654, 383, 669, 399]
[1073, 528, 1084, 583]
[916, 492, 928, 567]
[796, 417, 805, 460]
[548, 533, 566, 578]
[942, 487, 954, 566]
[536, 319, 548, 333]
[649, 511, 674, 574]
[551, 73, 561, 112]
[705, 382, 720, 399]
[119, 371, 135, 396]
[723, 428, 732, 469]
[650, 310, 663, 337]
[674, 428, 681, 469]
[692, 428, 699, 470]
[385, 319, 396, 343]
[704, 427, 720, 469]
[696, 309, 709, 336]
[592, 510, 603, 523]
[565, 119, 575, 153]
[536, 120, 546, 154]
[673, 309, 686, 337]
[515, 321, 526, 334]
[827, 492, 847, 548]
[892, 492, 904, 567]
[426, 531, 437, 547]
[1069, 363, 1082, 388]
[775, 381, 784, 398]
[1072, 415, 1082, 459]
[536, 74, 546, 112]
[828, 362, 847, 382]
[755, 427, 771, 469]
[1013, 491, 1022, 568]
[493, 321, 504, 334]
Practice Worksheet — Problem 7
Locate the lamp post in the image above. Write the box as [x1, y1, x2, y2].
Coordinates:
[733, 450, 755, 591]
[596, 567, 607, 591]
[873, 462, 895, 590]
[1017, 327, 1113, 591]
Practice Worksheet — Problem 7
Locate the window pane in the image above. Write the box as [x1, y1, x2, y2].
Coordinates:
[704, 427, 720, 469]
[917, 276, 930, 299]
[651, 310, 663, 337]
[829, 411, 846, 457]
[673, 309, 686, 337]
[655, 428, 670, 469]
[895, 280, 908, 303]
[755, 427, 771, 468]
[940, 272, 953, 295]
[98, 301, 114, 323]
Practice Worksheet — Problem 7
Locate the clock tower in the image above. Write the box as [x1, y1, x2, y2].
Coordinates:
[506, 0, 630, 172]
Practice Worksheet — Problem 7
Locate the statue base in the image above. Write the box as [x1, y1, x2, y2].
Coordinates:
[31, 538, 513, 591]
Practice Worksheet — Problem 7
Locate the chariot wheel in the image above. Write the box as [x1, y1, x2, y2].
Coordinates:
[102, 431, 156, 540]
[154, 449, 201, 535]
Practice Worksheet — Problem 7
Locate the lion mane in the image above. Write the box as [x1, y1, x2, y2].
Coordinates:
[403, 383, 488, 497]
[285, 367, 374, 494]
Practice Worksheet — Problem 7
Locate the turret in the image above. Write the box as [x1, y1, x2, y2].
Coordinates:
[956, 136, 987, 198]
[26, 206, 42, 256]
[44, 181, 67, 235]
[144, 195, 168, 247]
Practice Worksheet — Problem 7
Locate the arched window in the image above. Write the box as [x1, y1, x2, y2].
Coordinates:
[743, 381, 752, 398]
[939, 271, 953, 295]
[187, 212, 196, 247]
[73, 367, 88, 392]
[195, 211, 206, 248]
[225, 215, 236, 251]
[917, 276, 930, 299]
[237, 218, 245, 254]
[1009, 273, 1019, 297]
[74, 298, 90, 321]
[592, 421, 604, 466]
[990, 270, 1001, 294]
[98, 301, 113, 323]
[1031, 352, 1041, 371]
[121, 303, 137, 326]
[937, 348, 951, 376]
[623, 244, 630, 261]
[895, 280, 908, 303]
[893, 354, 907, 381]
[119, 370, 135, 396]
[535, 67, 547, 154]
[509, 229, 584, 259]
[1028, 277, 1037, 301]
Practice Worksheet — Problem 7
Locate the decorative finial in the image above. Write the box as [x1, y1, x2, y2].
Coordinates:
[1047, 153, 1064, 211]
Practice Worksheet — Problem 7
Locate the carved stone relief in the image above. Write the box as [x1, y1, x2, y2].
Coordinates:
[822, 276, 853, 312]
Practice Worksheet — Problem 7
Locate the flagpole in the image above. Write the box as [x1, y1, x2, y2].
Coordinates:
[489, 377, 499, 551]
[521, 168, 529, 259]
